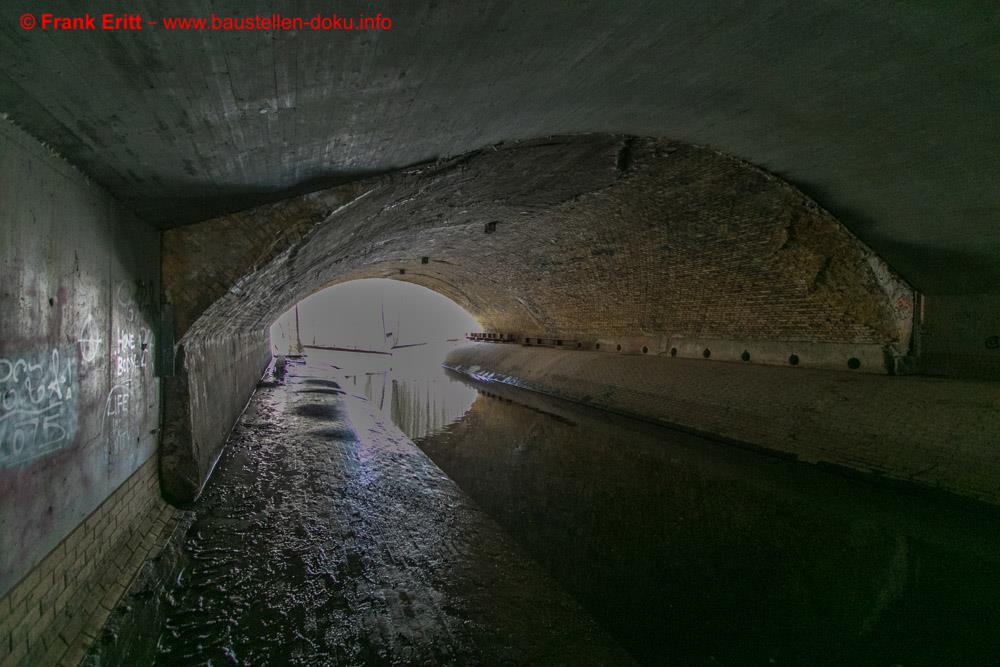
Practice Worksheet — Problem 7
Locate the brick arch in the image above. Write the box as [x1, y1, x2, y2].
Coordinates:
[160, 134, 913, 502]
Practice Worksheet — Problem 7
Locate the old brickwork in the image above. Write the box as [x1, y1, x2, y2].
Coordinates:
[0, 457, 177, 667]
[161, 134, 915, 501]
[165, 135, 912, 351]
[162, 182, 363, 337]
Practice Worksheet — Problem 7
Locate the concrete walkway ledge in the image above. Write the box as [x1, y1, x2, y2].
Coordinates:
[445, 343, 1000, 506]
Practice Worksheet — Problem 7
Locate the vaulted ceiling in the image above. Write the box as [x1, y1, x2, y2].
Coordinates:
[2, 0, 997, 294]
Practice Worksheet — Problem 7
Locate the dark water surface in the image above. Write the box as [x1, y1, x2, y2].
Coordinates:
[89, 347, 1000, 665]
[380, 350, 1000, 666]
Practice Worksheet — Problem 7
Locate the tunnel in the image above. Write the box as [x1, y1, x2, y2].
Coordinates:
[1, 2, 999, 665]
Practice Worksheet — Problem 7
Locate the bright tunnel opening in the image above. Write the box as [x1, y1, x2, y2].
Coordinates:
[270, 279, 483, 441]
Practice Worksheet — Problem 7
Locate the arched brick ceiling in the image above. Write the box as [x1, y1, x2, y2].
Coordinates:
[167, 135, 913, 365]
[2, 1, 997, 294]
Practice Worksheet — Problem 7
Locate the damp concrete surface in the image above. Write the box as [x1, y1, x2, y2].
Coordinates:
[85, 354, 632, 666]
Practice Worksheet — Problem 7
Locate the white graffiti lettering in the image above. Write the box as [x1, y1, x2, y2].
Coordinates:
[0, 348, 77, 468]
[115, 281, 136, 323]
[114, 327, 151, 378]
[105, 280, 154, 458]
[77, 313, 103, 364]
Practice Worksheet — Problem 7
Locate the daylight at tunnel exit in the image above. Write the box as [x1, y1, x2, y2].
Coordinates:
[1, 2, 999, 666]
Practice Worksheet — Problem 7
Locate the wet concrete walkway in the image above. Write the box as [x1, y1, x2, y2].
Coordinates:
[87, 357, 632, 665]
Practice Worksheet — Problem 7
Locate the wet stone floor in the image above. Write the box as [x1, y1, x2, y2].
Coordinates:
[87, 349, 1000, 666]
[85, 356, 631, 666]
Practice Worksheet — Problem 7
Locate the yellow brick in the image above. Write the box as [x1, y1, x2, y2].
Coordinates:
[139, 532, 158, 556]
[37, 578, 62, 614]
[57, 608, 86, 651]
[8, 569, 40, 608]
[34, 555, 54, 580]
[58, 640, 88, 667]
[0, 608, 17, 646]
[0, 614, 20, 656]
[63, 528, 86, 559]
[1, 636, 28, 667]
[78, 592, 101, 623]
[80, 606, 110, 643]
[40, 632, 68, 666]
[83, 511, 102, 535]
[52, 581, 74, 616]
[27, 605, 55, 644]
[9, 601, 41, 649]
[74, 561, 94, 587]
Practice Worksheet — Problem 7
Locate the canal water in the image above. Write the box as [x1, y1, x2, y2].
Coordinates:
[88, 344, 1000, 665]
[347, 345, 1000, 666]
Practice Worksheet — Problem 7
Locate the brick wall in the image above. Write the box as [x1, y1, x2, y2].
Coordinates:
[164, 136, 913, 356]
[0, 457, 177, 667]
[159, 134, 918, 504]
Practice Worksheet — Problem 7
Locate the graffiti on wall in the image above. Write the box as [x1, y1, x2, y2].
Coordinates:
[114, 327, 152, 377]
[0, 281, 155, 469]
[0, 347, 78, 468]
[105, 280, 155, 457]
[77, 313, 103, 364]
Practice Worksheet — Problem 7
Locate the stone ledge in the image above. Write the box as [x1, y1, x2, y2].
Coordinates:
[445, 343, 1000, 506]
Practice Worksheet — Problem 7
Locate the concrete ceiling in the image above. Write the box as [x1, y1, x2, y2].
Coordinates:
[1, 0, 997, 295]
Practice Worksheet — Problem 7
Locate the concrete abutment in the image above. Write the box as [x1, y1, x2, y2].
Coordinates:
[0, 120, 167, 665]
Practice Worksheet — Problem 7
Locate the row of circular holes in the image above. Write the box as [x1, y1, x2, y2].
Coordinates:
[527, 338, 862, 369]
[671, 347, 861, 368]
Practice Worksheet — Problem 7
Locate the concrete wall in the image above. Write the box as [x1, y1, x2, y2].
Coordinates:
[159, 332, 270, 503]
[0, 120, 165, 661]
[921, 294, 1000, 381]
[444, 343, 1000, 506]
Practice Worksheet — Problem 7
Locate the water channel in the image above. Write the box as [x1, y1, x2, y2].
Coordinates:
[89, 345, 1000, 665]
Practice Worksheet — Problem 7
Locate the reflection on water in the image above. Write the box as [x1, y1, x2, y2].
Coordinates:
[307, 343, 478, 442]
[411, 376, 1000, 666]
[298, 348, 1000, 665]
